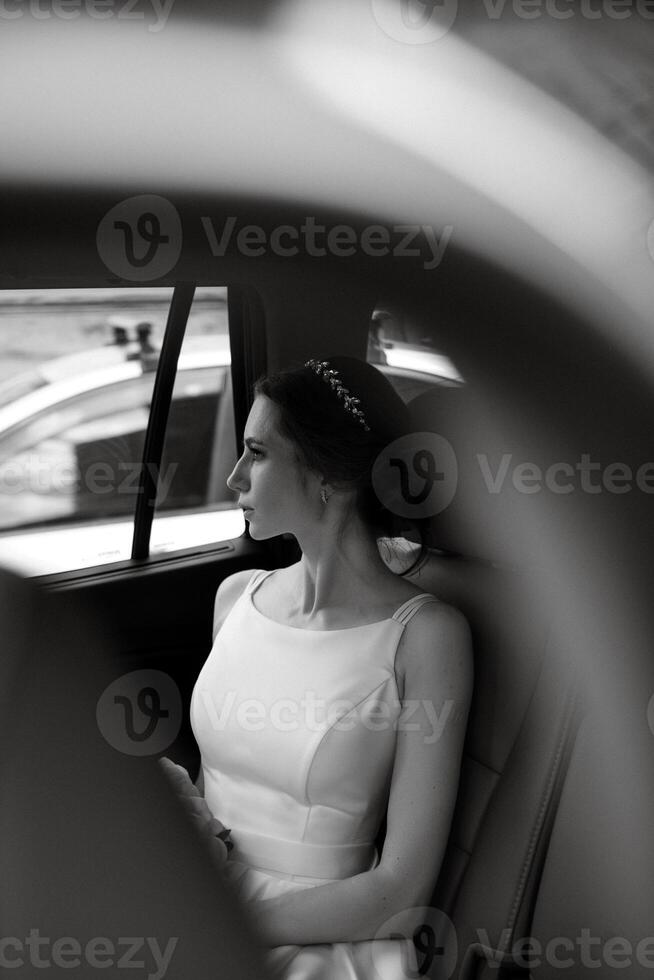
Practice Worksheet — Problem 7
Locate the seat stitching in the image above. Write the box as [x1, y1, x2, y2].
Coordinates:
[505, 688, 578, 938]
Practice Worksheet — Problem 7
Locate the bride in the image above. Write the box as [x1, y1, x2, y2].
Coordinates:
[163, 355, 473, 979]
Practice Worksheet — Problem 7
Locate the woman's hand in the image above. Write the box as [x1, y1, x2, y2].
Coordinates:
[158, 757, 233, 866]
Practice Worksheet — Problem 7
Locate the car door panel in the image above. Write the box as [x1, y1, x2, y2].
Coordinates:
[47, 537, 271, 775]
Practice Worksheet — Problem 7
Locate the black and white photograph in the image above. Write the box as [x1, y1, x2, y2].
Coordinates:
[1, 1, 653, 977]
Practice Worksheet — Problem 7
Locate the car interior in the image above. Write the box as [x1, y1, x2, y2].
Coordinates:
[1, 2, 654, 978]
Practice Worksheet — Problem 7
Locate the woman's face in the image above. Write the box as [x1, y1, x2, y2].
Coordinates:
[226, 394, 318, 539]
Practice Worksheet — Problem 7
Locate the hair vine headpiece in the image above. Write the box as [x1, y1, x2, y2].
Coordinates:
[304, 359, 371, 431]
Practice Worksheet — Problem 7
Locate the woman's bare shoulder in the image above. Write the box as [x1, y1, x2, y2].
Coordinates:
[376, 576, 430, 610]
[212, 568, 260, 639]
[216, 567, 259, 597]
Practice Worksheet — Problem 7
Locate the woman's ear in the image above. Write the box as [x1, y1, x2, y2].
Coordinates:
[314, 470, 332, 495]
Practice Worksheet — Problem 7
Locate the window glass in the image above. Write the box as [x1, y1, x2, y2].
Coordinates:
[0, 286, 242, 576]
[366, 302, 464, 403]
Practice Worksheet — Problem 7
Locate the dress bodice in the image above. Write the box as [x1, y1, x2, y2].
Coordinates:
[190, 568, 439, 883]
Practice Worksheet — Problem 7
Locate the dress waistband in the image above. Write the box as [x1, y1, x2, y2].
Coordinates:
[229, 827, 377, 879]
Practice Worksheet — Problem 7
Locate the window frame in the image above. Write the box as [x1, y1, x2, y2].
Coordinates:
[131, 283, 196, 560]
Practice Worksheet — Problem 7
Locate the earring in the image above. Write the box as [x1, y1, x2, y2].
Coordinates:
[320, 488, 329, 505]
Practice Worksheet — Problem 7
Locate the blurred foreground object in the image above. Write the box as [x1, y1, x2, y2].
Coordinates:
[0, 566, 269, 979]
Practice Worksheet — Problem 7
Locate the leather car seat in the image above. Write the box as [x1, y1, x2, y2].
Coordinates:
[403, 386, 585, 978]
[404, 383, 654, 978]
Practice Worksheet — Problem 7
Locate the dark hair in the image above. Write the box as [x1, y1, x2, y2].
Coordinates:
[253, 355, 427, 574]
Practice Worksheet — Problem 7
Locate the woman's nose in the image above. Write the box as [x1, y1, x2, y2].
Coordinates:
[226, 454, 248, 493]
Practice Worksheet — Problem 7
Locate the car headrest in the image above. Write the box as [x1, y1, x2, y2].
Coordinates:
[407, 384, 563, 567]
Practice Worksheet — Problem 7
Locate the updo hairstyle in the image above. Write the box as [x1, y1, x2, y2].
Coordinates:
[253, 355, 426, 574]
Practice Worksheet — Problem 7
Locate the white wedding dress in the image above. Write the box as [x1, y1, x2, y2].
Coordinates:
[190, 568, 439, 979]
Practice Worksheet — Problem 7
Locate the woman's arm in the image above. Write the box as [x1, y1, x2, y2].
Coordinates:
[191, 572, 254, 799]
[253, 864, 405, 946]
[375, 603, 473, 908]
[251, 602, 473, 948]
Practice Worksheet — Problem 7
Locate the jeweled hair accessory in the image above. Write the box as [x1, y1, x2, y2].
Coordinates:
[305, 359, 371, 431]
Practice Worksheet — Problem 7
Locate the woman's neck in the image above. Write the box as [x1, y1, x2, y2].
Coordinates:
[292, 520, 395, 618]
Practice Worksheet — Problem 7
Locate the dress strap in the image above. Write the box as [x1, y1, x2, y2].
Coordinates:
[392, 593, 440, 626]
[245, 568, 275, 596]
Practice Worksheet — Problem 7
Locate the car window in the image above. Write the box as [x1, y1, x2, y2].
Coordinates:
[0, 286, 242, 576]
[366, 302, 464, 403]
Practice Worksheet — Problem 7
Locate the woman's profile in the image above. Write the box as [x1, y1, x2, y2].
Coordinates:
[166, 355, 473, 979]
